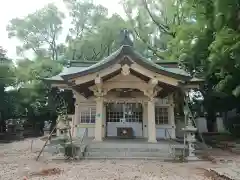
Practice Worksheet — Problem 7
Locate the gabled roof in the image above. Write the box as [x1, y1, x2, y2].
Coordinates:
[46, 45, 203, 85]
[59, 45, 192, 81]
[45, 66, 87, 82]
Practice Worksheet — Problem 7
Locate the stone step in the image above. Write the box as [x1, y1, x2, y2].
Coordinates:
[84, 147, 185, 160]
[88, 142, 183, 149]
[85, 151, 173, 158]
[86, 147, 172, 152]
[84, 156, 171, 160]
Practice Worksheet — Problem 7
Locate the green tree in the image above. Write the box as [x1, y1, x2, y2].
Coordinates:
[65, 14, 132, 61]
[208, 0, 240, 97]
[64, 0, 108, 60]
[10, 57, 62, 126]
[7, 3, 65, 60]
[0, 47, 15, 131]
[121, 0, 186, 58]
[163, 0, 240, 131]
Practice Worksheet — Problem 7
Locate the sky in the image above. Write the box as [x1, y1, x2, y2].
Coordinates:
[0, 0, 124, 59]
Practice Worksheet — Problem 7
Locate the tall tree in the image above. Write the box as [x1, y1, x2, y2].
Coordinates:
[121, 0, 186, 59]
[208, 0, 240, 96]
[7, 3, 65, 60]
[164, 0, 240, 131]
[12, 57, 62, 123]
[64, 14, 132, 61]
[64, 0, 108, 60]
[167, 0, 214, 75]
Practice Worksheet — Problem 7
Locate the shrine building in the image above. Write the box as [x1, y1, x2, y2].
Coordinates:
[46, 33, 202, 143]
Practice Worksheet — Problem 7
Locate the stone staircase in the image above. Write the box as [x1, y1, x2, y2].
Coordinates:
[83, 140, 186, 160]
[44, 137, 187, 160]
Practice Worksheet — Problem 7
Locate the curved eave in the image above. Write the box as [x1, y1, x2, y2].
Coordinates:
[43, 78, 71, 89]
[178, 77, 204, 89]
[43, 77, 65, 84]
[190, 77, 205, 83]
[61, 45, 192, 82]
[46, 80, 66, 85]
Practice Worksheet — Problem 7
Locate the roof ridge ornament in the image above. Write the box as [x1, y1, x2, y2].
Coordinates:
[120, 29, 134, 47]
[121, 64, 130, 76]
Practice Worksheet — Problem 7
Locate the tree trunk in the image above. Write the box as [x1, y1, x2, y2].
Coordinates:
[206, 109, 216, 132]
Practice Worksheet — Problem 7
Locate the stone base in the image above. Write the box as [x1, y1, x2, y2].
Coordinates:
[44, 131, 51, 136]
[93, 138, 103, 142]
[148, 139, 157, 143]
[186, 156, 199, 161]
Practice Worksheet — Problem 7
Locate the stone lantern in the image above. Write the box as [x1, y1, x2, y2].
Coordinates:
[182, 101, 198, 161]
[57, 119, 70, 139]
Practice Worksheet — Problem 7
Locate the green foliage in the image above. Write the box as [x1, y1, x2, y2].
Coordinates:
[0, 47, 15, 120]
[15, 58, 62, 93]
[164, 0, 240, 98]
[7, 3, 65, 60]
[8, 58, 63, 119]
[65, 14, 131, 61]
[64, 0, 108, 60]
[64, 0, 134, 61]
[208, 27, 240, 95]
[122, 0, 186, 58]
[2, 0, 240, 126]
[0, 48, 15, 87]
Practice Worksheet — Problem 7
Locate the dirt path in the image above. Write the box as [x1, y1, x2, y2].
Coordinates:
[0, 138, 230, 180]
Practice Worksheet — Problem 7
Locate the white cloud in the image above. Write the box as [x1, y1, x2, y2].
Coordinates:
[0, 0, 123, 59]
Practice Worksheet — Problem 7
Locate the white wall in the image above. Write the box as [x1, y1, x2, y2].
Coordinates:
[156, 126, 174, 139]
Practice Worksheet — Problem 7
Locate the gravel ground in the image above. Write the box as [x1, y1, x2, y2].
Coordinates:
[0, 138, 218, 180]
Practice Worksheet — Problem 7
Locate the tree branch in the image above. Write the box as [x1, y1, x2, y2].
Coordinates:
[142, 0, 175, 37]
[71, 23, 86, 60]
[92, 48, 101, 59]
[123, 4, 164, 59]
[134, 27, 164, 59]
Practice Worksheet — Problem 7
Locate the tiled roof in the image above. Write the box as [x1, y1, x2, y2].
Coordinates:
[46, 45, 203, 83]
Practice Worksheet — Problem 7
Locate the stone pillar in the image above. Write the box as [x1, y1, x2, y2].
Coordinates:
[182, 90, 198, 161]
[94, 97, 104, 141]
[168, 94, 176, 139]
[147, 99, 157, 143]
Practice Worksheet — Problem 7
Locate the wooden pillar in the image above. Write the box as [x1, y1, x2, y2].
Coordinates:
[94, 97, 104, 141]
[147, 99, 157, 143]
[143, 102, 148, 138]
[144, 78, 159, 143]
[102, 104, 106, 138]
[72, 102, 80, 138]
[168, 94, 176, 139]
